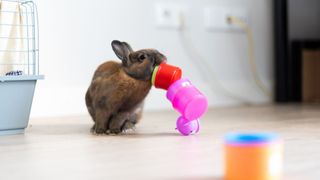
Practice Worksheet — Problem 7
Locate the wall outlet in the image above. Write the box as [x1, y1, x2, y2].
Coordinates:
[204, 7, 249, 31]
[155, 3, 187, 29]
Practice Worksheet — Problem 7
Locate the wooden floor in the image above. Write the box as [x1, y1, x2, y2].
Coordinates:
[0, 105, 320, 180]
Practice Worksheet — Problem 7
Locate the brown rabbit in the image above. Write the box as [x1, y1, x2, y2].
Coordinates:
[85, 40, 166, 134]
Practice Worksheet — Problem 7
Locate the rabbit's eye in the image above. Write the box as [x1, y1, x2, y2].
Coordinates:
[138, 54, 146, 61]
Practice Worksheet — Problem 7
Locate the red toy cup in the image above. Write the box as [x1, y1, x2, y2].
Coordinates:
[151, 63, 182, 90]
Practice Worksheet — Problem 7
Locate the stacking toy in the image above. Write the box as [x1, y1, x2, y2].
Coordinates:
[166, 79, 208, 120]
[176, 116, 200, 136]
[151, 63, 182, 90]
[225, 133, 283, 180]
[152, 62, 208, 136]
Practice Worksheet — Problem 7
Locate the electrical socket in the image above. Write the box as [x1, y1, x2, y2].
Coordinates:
[204, 7, 249, 31]
[155, 3, 187, 29]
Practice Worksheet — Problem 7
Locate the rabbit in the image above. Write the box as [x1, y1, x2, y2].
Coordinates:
[85, 40, 166, 134]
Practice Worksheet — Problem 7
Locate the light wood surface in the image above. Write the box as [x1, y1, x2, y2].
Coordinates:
[0, 105, 320, 180]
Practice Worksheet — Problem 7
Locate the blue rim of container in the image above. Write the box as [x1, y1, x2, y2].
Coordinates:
[0, 75, 44, 82]
[225, 132, 281, 146]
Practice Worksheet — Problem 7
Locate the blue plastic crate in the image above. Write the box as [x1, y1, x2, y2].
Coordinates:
[0, 75, 43, 135]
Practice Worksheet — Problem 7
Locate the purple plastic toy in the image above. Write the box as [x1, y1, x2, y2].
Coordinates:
[176, 116, 200, 136]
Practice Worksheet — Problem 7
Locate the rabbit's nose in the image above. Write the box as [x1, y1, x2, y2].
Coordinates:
[153, 57, 166, 66]
[158, 58, 167, 65]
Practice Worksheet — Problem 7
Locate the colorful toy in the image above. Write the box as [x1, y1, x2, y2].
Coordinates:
[175, 116, 200, 136]
[224, 133, 283, 180]
[166, 79, 208, 120]
[151, 63, 182, 90]
[152, 62, 208, 136]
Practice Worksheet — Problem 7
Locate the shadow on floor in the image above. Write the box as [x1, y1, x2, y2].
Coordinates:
[27, 124, 181, 138]
[171, 176, 223, 180]
[117, 132, 181, 138]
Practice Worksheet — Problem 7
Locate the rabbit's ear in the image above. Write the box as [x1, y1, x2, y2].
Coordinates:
[111, 40, 133, 65]
[122, 41, 133, 52]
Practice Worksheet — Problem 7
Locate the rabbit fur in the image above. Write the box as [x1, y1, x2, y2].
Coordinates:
[85, 40, 166, 134]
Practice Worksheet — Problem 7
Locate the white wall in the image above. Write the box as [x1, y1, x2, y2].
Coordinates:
[31, 0, 273, 117]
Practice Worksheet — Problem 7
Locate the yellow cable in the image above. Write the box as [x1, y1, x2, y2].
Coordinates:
[178, 13, 254, 105]
[227, 16, 272, 98]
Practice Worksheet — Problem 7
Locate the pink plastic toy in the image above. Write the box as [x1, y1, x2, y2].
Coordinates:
[152, 63, 208, 136]
[166, 79, 208, 120]
[167, 79, 208, 135]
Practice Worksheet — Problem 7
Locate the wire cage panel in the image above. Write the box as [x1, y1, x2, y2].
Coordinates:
[0, 0, 39, 76]
[0, 0, 42, 135]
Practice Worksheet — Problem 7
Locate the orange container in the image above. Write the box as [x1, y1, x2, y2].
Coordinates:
[224, 133, 283, 180]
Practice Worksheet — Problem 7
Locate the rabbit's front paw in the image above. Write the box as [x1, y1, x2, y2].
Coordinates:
[91, 124, 107, 135]
[108, 118, 129, 134]
[109, 120, 136, 134]
[109, 128, 122, 135]
[109, 112, 137, 134]
[94, 128, 106, 135]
